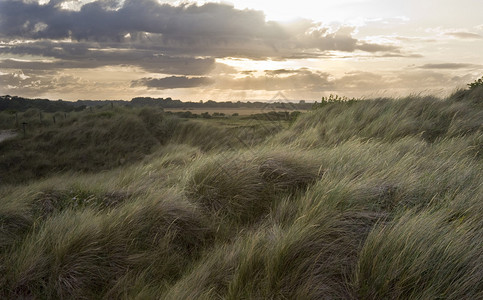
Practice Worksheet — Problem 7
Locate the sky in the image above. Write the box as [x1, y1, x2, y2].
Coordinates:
[0, 0, 482, 101]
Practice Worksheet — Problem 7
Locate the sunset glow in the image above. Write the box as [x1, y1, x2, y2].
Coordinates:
[1, 0, 482, 101]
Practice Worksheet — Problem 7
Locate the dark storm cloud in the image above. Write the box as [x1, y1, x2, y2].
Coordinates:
[0, 0, 284, 41]
[0, 55, 215, 75]
[0, 0, 399, 60]
[418, 63, 479, 70]
[0, 0, 402, 92]
[0, 40, 216, 75]
[132, 76, 214, 89]
[444, 32, 482, 39]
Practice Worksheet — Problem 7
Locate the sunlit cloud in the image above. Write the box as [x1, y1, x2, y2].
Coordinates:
[418, 63, 481, 70]
[0, 0, 482, 100]
[444, 32, 482, 40]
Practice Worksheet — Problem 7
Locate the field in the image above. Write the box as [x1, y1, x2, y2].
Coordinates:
[0, 87, 481, 299]
[165, 107, 309, 116]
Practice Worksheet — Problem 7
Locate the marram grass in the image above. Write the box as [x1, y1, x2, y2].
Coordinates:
[0, 88, 481, 298]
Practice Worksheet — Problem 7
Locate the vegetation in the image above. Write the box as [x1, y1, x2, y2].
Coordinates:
[0, 105, 289, 184]
[312, 94, 359, 109]
[0, 87, 481, 299]
[468, 76, 483, 90]
[0, 95, 313, 113]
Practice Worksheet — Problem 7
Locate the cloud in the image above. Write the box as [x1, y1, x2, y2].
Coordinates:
[0, 0, 402, 100]
[240, 70, 257, 75]
[418, 63, 480, 69]
[214, 69, 333, 91]
[0, 70, 86, 96]
[334, 70, 474, 93]
[321, 70, 475, 96]
[378, 53, 424, 58]
[131, 76, 214, 89]
[356, 42, 399, 52]
[394, 36, 437, 43]
[264, 69, 307, 76]
[0, 41, 216, 75]
[5, 0, 463, 100]
[0, 0, 398, 61]
[332, 71, 386, 91]
[444, 32, 482, 39]
[209, 68, 476, 97]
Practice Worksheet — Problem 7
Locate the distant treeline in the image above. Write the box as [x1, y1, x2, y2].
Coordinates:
[166, 110, 302, 122]
[0, 95, 314, 112]
[0, 95, 85, 112]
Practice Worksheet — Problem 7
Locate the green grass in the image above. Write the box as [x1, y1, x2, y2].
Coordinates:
[0, 87, 481, 298]
[0, 106, 283, 184]
[355, 209, 482, 299]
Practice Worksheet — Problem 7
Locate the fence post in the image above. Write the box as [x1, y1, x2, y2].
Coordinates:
[22, 122, 27, 137]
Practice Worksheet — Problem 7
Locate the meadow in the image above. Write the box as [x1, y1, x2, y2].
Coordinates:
[0, 87, 481, 299]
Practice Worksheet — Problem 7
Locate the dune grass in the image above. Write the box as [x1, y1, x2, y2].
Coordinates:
[0, 88, 481, 298]
[355, 209, 482, 300]
[0, 105, 281, 184]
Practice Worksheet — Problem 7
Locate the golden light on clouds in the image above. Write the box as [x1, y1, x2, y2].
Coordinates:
[0, 0, 482, 101]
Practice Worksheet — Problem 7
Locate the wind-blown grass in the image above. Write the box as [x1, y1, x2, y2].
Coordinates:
[355, 209, 483, 299]
[275, 88, 482, 147]
[0, 87, 481, 298]
[185, 148, 322, 225]
[1, 192, 212, 299]
[0, 106, 282, 184]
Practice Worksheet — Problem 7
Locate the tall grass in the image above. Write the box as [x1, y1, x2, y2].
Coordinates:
[0, 87, 481, 298]
[0, 107, 167, 184]
[185, 148, 322, 226]
[1, 192, 212, 299]
[355, 209, 483, 299]
[0, 106, 285, 184]
[275, 88, 482, 147]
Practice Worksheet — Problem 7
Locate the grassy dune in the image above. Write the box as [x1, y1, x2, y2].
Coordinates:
[0, 106, 281, 184]
[0, 88, 481, 299]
